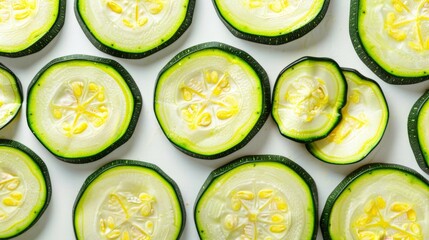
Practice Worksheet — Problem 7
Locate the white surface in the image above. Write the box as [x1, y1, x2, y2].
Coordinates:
[0, 1, 428, 239]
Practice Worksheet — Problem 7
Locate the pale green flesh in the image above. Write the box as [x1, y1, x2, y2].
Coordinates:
[0, 146, 47, 238]
[0, 69, 21, 129]
[196, 162, 315, 240]
[328, 169, 429, 239]
[74, 166, 183, 240]
[417, 99, 429, 166]
[27, 60, 134, 158]
[155, 49, 263, 156]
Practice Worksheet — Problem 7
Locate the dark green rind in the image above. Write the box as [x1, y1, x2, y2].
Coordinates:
[320, 163, 429, 239]
[408, 90, 429, 174]
[0, 0, 66, 58]
[72, 159, 186, 240]
[0, 139, 51, 240]
[194, 155, 319, 240]
[212, 0, 330, 45]
[306, 68, 389, 165]
[272, 56, 347, 143]
[154, 42, 271, 160]
[26, 55, 142, 164]
[0, 63, 23, 130]
[349, 0, 429, 84]
[74, 0, 196, 59]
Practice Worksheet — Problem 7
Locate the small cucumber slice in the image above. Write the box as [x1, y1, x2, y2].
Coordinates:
[154, 42, 270, 159]
[272, 57, 347, 143]
[212, 0, 330, 45]
[0, 64, 22, 130]
[75, 0, 195, 58]
[0, 0, 65, 57]
[0, 139, 51, 239]
[195, 155, 318, 240]
[321, 163, 429, 239]
[408, 90, 429, 174]
[73, 160, 185, 240]
[27, 55, 142, 163]
[350, 0, 429, 84]
[306, 69, 389, 164]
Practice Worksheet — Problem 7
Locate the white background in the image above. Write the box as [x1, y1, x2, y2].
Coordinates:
[1, 1, 429, 239]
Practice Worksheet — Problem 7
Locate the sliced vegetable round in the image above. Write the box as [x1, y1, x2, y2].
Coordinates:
[75, 0, 195, 58]
[212, 0, 330, 45]
[0, 64, 23, 130]
[154, 42, 270, 159]
[73, 160, 185, 240]
[272, 57, 347, 143]
[321, 163, 429, 239]
[408, 90, 429, 174]
[27, 55, 142, 163]
[350, 0, 429, 84]
[306, 69, 389, 164]
[0, 0, 65, 57]
[0, 139, 51, 239]
[195, 155, 318, 240]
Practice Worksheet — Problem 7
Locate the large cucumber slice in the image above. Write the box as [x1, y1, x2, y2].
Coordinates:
[272, 57, 347, 143]
[350, 0, 429, 84]
[154, 42, 270, 159]
[0, 63, 22, 130]
[27, 55, 142, 163]
[307, 68, 389, 164]
[75, 0, 195, 58]
[0, 0, 65, 57]
[195, 155, 318, 240]
[212, 0, 330, 45]
[321, 163, 429, 239]
[0, 139, 51, 239]
[73, 160, 185, 240]
[408, 90, 429, 174]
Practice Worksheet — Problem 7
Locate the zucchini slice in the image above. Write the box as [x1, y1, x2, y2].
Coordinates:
[0, 139, 51, 239]
[154, 42, 270, 159]
[194, 155, 318, 240]
[306, 69, 389, 164]
[212, 0, 330, 45]
[408, 90, 429, 174]
[75, 0, 195, 59]
[272, 57, 347, 143]
[27, 55, 142, 163]
[73, 160, 185, 240]
[0, 0, 65, 57]
[321, 163, 429, 239]
[350, 0, 429, 84]
[0, 63, 23, 130]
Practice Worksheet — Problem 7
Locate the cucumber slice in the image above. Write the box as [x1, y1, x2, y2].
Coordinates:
[27, 55, 142, 163]
[154, 42, 270, 159]
[350, 0, 429, 84]
[0, 0, 65, 57]
[321, 163, 429, 239]
[194, 155, 318, 240]
[73, 160, 185, 240]
[0, 139, 51, 239]
[272, 57, 347, 143]
[212, 0, 330, 45]
[408, 90, 429, 174]
[306, 69, 389, 164]
[0, 63, 22, 130]
[75, 0, 195, 58]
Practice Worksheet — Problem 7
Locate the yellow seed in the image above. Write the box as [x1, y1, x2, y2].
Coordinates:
[107, 216, 115, 229]
[388, 28, 406, 41]
[209, 71, 219, 83]
[375, 196, 386, 209]
[53, 108, 62, 119]
[231, 198, 241, 211]
[386, 12, 396, 25]
[73, 122, 88, 134]
[269, 2, 283, 13]
[258, 189, 274, 199]
[14, 10, 30, 20]
[410, 223, 421, 234]
[391, 202, 410, 212]
[149, 4, 163, 14]
[216, 110, 234, 120]
[0, 101, 3, 107]
[349, 91, 360, 104]
[182, 88, 193, 101]
[364, 199, 375, 214]
[357, 231, 377, 239]
[138, 17, 148, 26]
[6, 179, 20, 190]
[139, 193, 154, 201]
[141, 203, 153, 216]
[123, 19, 134, 28]
[3, 197, 19, 207]
[100, 218, 106, 233]
[28, 0, 36, 9]
[107, 1, 123, 13]
[0, 211, 6, 220]
[249, 0, 262, 8]
[274, 197, 288, 211]
[271, 214, 284, 223]
[224, 214, 237, 230]
[106, 229, 121, 239]
[236, 191, 254, 200]
[10, 192, 23, 200]
[269, 224, 286, 233]
[97, 91, 105, 102]
[392, 232, 408, 239]
[12, 3, 26, 10]
[121, 231, 130, 240]
[407, 209, 417, 221]
[89, 83, 98, 92]
[355, 215, 372, 226]
[146, 221, 154, 232]
[197, 113, 212, 127]
[71, 82, 83, 97]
